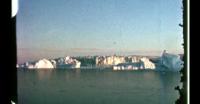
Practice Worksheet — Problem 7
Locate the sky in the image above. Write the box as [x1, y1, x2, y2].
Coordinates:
[17, 0, 183, 64]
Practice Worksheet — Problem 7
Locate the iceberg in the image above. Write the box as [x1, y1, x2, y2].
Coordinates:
[155, 50, 183, 71]
[113, 57, 155, 70]
[140, 57, 156, 69]
[96, 56, 125, 66]
[50, 59, 57, 68]
[16, 64, 19, 68]
[34, 59, 54, 69]
[17, 56, 81, 69]
[56, 56, 81, 68]
[17, 59, 54, 69]
[22, 62, 36, 69]
[16, 51, 182, 71]
[113, 62, 143, 70]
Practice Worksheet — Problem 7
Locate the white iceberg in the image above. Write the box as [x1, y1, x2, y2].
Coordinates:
[96, 56, 125, 66]
[17, 56, 81, 69]
[113, 57, 155, 70]
[34, 59, 54, 69]
[17, 59, 54, 69]
[140, 57, 156, 69]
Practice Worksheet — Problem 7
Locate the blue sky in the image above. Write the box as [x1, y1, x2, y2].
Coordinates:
[17, 0, 183, 63]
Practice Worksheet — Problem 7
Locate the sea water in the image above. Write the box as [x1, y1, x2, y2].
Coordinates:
[18, 69, 181, 104]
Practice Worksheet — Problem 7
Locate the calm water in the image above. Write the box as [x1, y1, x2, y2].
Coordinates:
[18, 69, 181, 104]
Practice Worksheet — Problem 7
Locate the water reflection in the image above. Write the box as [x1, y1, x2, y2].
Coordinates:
[18, 69, 181, 104]
[157, 71, 181, 104]
[36, 69, 53, 80]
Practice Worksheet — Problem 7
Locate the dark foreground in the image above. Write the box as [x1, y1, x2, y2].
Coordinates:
[18, 69, 181, 104]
